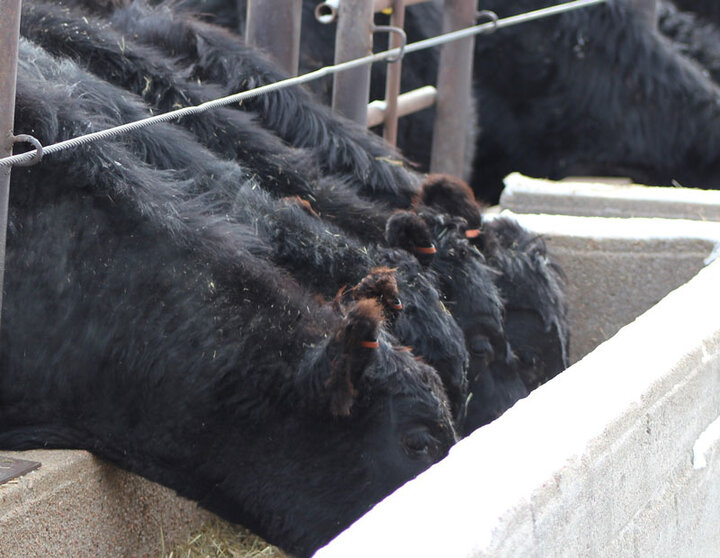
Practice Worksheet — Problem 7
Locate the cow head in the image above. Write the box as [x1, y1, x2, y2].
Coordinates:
[384, 210, 437, 266]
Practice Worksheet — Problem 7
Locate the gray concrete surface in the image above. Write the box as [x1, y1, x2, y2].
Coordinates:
[500, 173, 720, 221]
[0, 449, 212, 557]
[314, 259, 720, 558]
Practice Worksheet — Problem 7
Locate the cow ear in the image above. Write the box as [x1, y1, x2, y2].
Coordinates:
[419, 174, 483, 230]
[326, 299, 384, 416]
[353, 267, 402, 315]
[385, 210, 437, 266]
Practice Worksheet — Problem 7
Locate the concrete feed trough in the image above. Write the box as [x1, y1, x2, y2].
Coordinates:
[315, 177, 720, 558]
[2, 177, 720, 557]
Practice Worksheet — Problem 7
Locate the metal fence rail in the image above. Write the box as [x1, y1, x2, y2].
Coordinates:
[245, 0, 303, 76]
[0, 0, 23, 333]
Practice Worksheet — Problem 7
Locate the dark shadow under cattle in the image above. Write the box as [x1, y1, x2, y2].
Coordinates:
[1, 39, 457, 558]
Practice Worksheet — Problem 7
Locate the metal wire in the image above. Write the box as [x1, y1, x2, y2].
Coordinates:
[0, 0, 608, 169]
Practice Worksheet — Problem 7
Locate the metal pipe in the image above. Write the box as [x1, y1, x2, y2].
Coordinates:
[380, 1, 406, 145]
[0, 0, 23, 332]
[367, 85, 437, 128]
[430, 0, 475, 178]
[373, 0, 427, 12]
[316, 0, 427, 22]
[315, 0, 340, 23]
[331, 0, 375, 124]
[245, 0, 303, 76]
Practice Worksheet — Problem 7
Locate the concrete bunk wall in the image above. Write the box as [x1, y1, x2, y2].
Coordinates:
[0, 450, 212, 556]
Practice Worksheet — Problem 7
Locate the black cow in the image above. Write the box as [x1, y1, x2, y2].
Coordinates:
[416, 175, 570, 426]
[13, 23, 471, 425]
[433, 0, 720, 200]
[179, 0, 720, 202]
[669, 0, 720, 23]
[21, 0, 402, 245]
[659, 1, 720, 86]
[1, 39, 457, 558]
[58, 0, 423, 209]
[480, 217, 570, 391]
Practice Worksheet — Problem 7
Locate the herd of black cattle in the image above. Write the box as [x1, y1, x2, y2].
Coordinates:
[2, 0, 720, 556]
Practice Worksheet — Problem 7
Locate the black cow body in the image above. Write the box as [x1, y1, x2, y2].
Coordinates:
[22, 0, 406, 245]
[63, 0, 423, 209]
[18, 8, 472, 426]
[1, 39, 457, 557]
[437, 0, 720, 200]
[659, 1, 720, 86]
[415, 176, 569, 431]
[480, 217, 570, 392]
[669, 0, 720, 24]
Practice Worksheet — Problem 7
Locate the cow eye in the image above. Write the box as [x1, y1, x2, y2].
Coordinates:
[469, 336, 494, 365]
[402, 427, 435, 457]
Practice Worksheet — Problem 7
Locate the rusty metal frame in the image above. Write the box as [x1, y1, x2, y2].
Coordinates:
[245, 0, 303, 76]
[379, 0, 407, 145]
[0, 0, 23, 331]
[324, 0, 478, 175]
[429, 0, 476, 177]
[331, 0, 376, 124]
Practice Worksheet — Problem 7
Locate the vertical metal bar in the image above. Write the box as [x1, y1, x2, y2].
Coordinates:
[332, 0, 374, 124]
[0, 0, 23, 331]
[245, 0, 303, 76]
[381, 0, 406, 146]
[429, 0, 475, 177]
